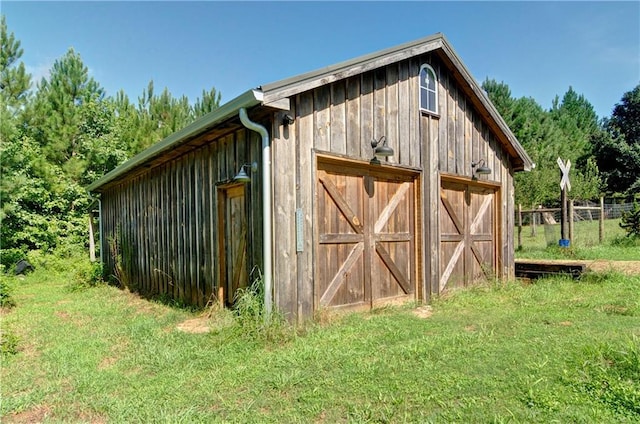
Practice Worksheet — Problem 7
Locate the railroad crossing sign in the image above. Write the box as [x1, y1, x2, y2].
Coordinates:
[557, 157, 571, 191]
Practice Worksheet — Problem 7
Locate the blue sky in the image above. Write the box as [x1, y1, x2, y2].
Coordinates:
[4, 1, 639, 119]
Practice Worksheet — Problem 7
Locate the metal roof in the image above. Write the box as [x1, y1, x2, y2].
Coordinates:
[88, 33, 533, 193]
[87, 89, 264, 192]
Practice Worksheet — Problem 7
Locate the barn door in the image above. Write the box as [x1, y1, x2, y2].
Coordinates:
[218, 185, 248, 305]
[439, 179, 496, 290]
[316, 161, 416, 310]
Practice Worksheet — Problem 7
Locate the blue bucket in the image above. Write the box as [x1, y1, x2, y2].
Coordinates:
[559, 239, 570, 248]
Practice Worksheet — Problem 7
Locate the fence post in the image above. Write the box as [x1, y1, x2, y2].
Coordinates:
[531, 206, 537, 237]
[518, 203, 522, 250]
[568, 200, 574, 244]
[599, 197, 605, 243]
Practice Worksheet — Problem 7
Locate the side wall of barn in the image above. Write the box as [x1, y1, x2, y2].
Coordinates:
[100, 127, 263, 306]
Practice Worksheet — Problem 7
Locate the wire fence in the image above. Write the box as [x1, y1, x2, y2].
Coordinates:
[527, 201, 635, 223]
[518, 201, 635, 225]
[516, 200, 635, 249]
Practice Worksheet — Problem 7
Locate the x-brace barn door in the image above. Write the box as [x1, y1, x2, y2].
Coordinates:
[439, 179, 497, 290]
[315, 161, 416, 310]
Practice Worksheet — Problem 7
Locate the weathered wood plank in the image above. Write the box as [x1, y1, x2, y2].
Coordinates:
[319, 234, 363, 244]
[375, 243, 412, 294]
[515, 259, 586, 280]
[177, 160, 186, 301]
[438, 68, 448, 172]
[248, 130, 262, 275]
[374, 181, 410, 233]
[408, 57, 421, 168]
[194, 151, 203, 305]
[386, 63, 399, 165]
[296, 91, 315, 320]
[319, 243, 364, 306]
[274, 105, 298, 319]
[330, 81, 346, 155]
[346, 76, 361, 158]
[170, 161, 178, 299]
[360, 72, 374, 160]
[398, 60, 411, 166]
[427, 116, 440, 297]
[455, 92, 465, 175]
[314, 86, 331, 151]
[318, 172, 364, 234]
[373, 68, 386, 159]
[447, 75, 456, 173]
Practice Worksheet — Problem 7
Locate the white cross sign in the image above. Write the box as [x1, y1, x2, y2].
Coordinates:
[557, 157, 571, 191]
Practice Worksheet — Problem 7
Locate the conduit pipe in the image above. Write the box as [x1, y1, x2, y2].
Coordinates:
[239, 108, 272, 317]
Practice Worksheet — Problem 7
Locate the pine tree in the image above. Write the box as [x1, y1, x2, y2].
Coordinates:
[0, 15, 31, 110]
[29, 48, 104, 166]
[192, 87, 222, 118]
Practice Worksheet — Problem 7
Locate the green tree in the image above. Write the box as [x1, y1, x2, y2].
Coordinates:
[122, 81, 221, 154]
[0, 15, 34, 266]
[592, 84, 640, 197]
[482, 78, 515, 121]
[0, 17, 222, 268]
[609, 84, 640, 145]
[192, 87, 222, 118]
[0, 15, 30, 109]
[29, 48, 104, 168]
[483, 80, 602, 207]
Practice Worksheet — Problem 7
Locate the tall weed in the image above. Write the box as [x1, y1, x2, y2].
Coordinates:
[232, 269, 293, 344]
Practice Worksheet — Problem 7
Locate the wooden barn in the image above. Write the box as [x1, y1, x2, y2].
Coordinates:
[88, 33, 533, 321]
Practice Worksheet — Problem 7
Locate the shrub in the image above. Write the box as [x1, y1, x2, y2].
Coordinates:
[0, 328, 19, 356]
[0, 248, 25, 272]
[620, 202, 640, 238]
[0, 277, 16, 308]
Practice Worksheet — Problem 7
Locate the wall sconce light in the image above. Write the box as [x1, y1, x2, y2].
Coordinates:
[371, 136, 394, 163]
[471, 159, 491, 178]
[233, 162, 258, 183]
[282, 114, 295, 126]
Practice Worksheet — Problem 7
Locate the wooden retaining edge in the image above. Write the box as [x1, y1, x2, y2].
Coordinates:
[515, 259, 587, 280]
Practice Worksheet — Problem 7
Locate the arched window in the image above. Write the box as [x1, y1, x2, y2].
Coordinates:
[420, 64, 438, 114]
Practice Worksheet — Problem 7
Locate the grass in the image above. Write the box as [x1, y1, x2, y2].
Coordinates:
[2, 260, 639, 422]
[516, 218, 640, 260]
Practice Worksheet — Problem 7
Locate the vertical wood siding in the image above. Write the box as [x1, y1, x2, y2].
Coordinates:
[100, 128, 262, 306]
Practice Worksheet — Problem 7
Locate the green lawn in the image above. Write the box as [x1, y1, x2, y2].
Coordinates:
[2, 264, 639, 422]
[516, 218, 640, 260]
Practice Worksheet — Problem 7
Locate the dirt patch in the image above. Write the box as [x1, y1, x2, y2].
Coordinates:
[98, 356, 118, 370]
[6, 405, 52, 423]
[176, 317, 211, 334]
[54, 311, 71, 321]
[587, 260, 640, 275]
[412, 305, 433, 319]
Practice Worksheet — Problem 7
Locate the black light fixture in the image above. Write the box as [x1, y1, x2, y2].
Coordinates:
[282, 113, 295, 126]
[471, 159, 491, 177]
[371, 136, 394, 159]
[233, 162, 258, 183]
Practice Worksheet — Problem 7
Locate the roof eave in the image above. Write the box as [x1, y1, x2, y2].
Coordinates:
[261, 33, 444, 103]
[87, 89, 264, 192]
